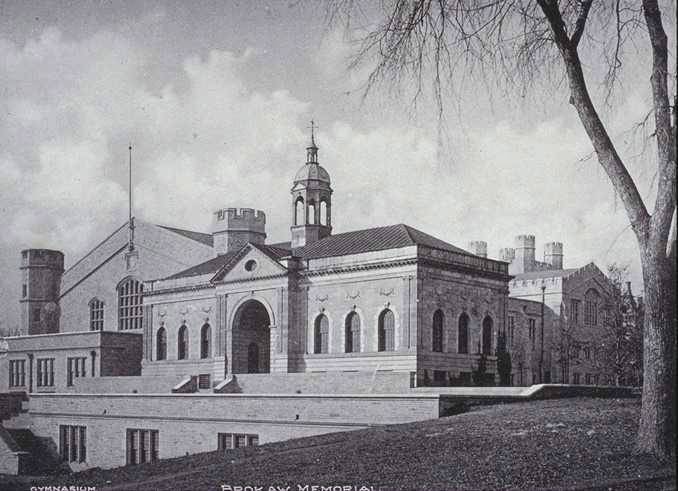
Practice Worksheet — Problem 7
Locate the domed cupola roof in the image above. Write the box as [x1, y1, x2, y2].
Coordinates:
[294, 162, 331, 184]
[294, 120, 331, 185]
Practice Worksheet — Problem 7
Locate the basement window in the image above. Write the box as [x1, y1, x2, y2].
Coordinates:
[218, 433, 259, 451]
[59, 425, 87, 463]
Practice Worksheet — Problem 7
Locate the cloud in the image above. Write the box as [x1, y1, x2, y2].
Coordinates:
[0, 19, 652, 332]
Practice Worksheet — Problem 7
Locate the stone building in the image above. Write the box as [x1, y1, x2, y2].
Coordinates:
[0, 131, 618, 473]
[495, 237, 616, 385]
[0, 134, 516, 472]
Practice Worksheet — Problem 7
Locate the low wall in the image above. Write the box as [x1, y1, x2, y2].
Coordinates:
[291, 353, 417, 372]
[26, 392, 442, 470]
[426, 384, 638, 403]
[66, 376, 184, 394]
[29, 392, 440, 426]
[141, 358, 223, 381]
[222, 371, 413, 394]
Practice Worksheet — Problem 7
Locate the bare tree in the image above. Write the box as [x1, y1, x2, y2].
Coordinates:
[328, 0, 676, 460]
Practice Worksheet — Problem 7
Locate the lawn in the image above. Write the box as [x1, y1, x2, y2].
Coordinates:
[2, 397, 675, 491]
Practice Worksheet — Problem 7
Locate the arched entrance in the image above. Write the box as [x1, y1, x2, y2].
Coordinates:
[232, 299, 271, 374]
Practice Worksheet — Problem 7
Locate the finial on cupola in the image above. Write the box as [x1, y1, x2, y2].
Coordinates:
[306, 119, 319, 164]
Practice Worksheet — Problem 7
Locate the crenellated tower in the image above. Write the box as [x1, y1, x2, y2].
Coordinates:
[212, 207, 266, 255]
[290, 122, 332, 248]
[20, 249, 64, 335]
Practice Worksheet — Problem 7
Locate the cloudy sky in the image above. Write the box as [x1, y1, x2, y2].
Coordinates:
[1, 1, 674, 331]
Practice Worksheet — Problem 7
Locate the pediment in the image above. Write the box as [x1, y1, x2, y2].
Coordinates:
[211, 244, 287, 283]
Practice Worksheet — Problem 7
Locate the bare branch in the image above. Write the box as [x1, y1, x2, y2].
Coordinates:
[571, 0, 593, 47]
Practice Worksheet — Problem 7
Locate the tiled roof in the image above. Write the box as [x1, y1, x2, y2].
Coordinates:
[164, 224, 472, 281]
[293, 224, 469, 259]
[166, 251, 238, 280]
[158, 225, 214, 247]
[255, 244, 293, 260]
[512, 268, 579, 280]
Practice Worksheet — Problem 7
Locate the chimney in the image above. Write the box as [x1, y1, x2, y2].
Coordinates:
[467, 241, 488, 258]
[543, 242, 564, 270]
[513, 235, 536, 274]
[211, 207, 266, 255]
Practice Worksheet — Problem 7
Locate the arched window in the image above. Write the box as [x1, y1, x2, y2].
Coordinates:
[345, 312, 361, 353]
[200, 323, 211, 359]
[482, 316, 493, 355]
[432, 310, 444, 352]
[584, 288, 599, 326]
[177, 325, 188, 360]
[247, 342, 259, 373]
[307, 201, 316, 225]
[314, 314, 329, 354]
[118, 278, 143, 330]
[294, 197, 304, 226]
[156, 327, 167, 361]
[89, 298, 104, 331]
[458, 313, 469, 354]
[378, 309, 395, 352]
[320, 200, 329, 226]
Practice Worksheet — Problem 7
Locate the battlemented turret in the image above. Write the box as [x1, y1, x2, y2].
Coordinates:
[20, 249, 64, 334]
[212, 207, 266, 255]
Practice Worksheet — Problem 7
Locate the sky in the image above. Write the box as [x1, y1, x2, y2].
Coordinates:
[0, 0, 675, 331]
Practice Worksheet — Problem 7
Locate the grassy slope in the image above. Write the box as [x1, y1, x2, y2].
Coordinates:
[2, 398, 675, 491]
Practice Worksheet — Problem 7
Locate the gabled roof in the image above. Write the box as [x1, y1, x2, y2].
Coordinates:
[256, 243, 293, 260]
[166, 251, 239, 280]
[158, 225, 214, 247]
[292, 224, 469, 259]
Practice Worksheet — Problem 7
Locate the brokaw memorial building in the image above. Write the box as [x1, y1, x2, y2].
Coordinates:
[0, 133, 614, 473]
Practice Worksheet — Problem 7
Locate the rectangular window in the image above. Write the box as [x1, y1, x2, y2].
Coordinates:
[573, 373, 580, 385]
[37, 358, 55, 387]
[585, 373, 592, 385]
[59, 425, 86, 463]
[528, 319, 536, 351]
[9, 360, 26, 387]
[22, 284, 27, 298]
[235, 434, 248, 448]
[90, 299, 104, 331]
[198, 374, 211, 389]
[126, 429, 159, 465]
[67, 357, 87, 386]
[570, 299, 580, 325]
[218, 433, 259, 451]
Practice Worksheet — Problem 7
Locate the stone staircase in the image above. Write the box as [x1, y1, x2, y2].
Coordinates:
[3, 427, 65, 475]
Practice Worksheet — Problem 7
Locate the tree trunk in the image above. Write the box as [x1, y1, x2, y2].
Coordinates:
[635, 244, 676, 459]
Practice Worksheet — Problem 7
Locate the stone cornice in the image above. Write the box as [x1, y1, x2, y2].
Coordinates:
[301, 258, 417, 277]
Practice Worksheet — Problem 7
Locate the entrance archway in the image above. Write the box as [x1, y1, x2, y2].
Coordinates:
[232, 299, 271, 374]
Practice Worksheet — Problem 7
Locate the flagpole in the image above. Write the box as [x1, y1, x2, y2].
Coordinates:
[128, 143, 135, 251]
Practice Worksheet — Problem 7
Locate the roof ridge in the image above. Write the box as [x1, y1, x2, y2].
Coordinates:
[399, 223, 416, 245]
